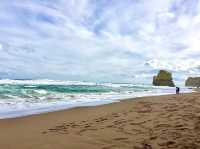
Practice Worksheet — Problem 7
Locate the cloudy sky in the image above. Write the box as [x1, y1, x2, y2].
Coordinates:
[0, 0, 200, 84]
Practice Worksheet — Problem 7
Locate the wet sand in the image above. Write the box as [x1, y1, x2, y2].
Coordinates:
[0, 92, 200, 149]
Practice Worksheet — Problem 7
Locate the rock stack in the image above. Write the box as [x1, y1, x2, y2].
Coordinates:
[185, 77, 200, 87]
[153, 70, 175, 87]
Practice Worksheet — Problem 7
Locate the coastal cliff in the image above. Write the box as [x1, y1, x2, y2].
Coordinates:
[185, 77, 200, 87]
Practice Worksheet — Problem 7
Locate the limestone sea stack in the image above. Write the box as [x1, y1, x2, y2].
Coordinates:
[153, 70, 175, 87]
[185, 77, 200, 87]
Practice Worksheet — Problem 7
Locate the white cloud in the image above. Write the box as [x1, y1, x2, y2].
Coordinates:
[0, 44, 2, 50]
[0, 0, 200, 83]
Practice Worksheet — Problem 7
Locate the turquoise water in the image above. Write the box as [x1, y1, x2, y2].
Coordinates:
[0, 80, 192, 119]
[0, 84, 112, 99]
[0, 84, 153, 99]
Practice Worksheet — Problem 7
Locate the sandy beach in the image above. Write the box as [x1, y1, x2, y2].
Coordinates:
[0, 92, 200, 149]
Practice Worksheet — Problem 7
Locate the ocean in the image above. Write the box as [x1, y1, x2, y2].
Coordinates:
[0, 79, 192, 119]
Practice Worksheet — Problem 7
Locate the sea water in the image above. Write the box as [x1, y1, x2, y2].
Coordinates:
[0, 79, 192, 119]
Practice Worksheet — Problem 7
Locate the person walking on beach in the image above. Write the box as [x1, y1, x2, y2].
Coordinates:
[176, 87, 180, 94]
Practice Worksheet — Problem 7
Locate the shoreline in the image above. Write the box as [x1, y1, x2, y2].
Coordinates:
[0, 90, 192, 119]
[0, 80, 192, 119]
[0, 92, 200, 148]
[0, 93, 178, 120]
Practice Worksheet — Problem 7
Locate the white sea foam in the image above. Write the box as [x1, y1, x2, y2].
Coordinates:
[0, 79, 96, 86]
[0, 79, 153, 87]
[34, 90, 48, 95]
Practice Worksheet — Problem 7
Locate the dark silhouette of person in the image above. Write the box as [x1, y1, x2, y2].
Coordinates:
[176, 87, 180, 94]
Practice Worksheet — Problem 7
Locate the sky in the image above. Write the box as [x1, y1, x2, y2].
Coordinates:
[0, 0, 200, 84]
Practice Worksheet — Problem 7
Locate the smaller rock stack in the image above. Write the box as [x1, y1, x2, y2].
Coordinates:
[185, 77, 200, 87]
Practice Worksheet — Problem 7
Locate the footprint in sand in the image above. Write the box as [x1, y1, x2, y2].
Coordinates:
[113, 137, 130, 143]
[133, 142, 152, 149]
[102, 144, 117, 149]
[158, 141, 178, 148]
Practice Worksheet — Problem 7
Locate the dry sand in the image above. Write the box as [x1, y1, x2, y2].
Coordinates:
[0, 93, 200, 149]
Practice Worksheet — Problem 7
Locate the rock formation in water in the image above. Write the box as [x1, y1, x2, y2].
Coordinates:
[185, 77, 200, 87]
[153, 70, 175, 87]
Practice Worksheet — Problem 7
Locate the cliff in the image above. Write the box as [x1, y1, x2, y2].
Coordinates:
[185, 77, 200, 87]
